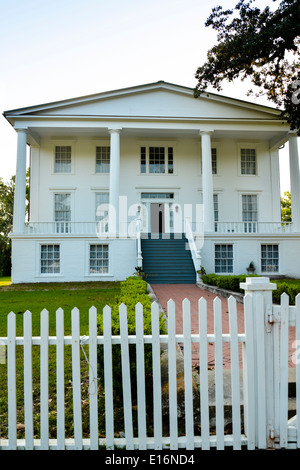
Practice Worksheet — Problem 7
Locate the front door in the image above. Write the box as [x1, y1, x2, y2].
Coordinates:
[150, 203, 165, 234]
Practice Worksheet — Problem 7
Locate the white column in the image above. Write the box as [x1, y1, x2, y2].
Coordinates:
[200, 131, 214, 233]
[13, 129, 27, 233]
[108, 128, 121, 234]
[289, 133, 300, 232]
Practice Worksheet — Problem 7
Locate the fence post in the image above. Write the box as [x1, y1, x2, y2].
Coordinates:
[240, 277, 277, 449]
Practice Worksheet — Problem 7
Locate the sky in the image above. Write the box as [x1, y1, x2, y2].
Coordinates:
[0, 0, 297, 193]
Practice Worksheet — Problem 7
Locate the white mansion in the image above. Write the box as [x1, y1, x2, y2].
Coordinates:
[3, 81, 300, 283]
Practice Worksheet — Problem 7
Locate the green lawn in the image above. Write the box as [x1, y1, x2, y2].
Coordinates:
[0, 280, 122, 441]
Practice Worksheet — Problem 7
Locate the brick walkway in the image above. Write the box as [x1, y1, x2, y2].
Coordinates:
[151, 284, 296, 370]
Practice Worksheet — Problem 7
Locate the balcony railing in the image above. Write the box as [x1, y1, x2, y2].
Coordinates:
[192, 221, 294, 235]
[23, 220, 294, 236]
[24, 221, 137, 237]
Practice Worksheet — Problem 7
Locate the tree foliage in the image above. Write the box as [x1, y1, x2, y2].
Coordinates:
[0, 172, 29, 275]
[194, 0, 300, 133]
[281, 190, 292, 222]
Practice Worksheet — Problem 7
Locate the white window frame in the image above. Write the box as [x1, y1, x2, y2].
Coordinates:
[138, 141, 177, 175]
[261, 243, 279, 273]
[237, 143, 259, 176]
[52, 140, 76, 175]
[95, 145, 111, 174]
[40, 243, 61, 275]
[87, 242, 111, 276]
[214, 243, 234, 274]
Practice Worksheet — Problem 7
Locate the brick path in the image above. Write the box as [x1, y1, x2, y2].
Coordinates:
[151, 284, 296, 370]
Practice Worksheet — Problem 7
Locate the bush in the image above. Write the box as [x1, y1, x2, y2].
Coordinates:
[97, 276, 166, 399]
[202, 274, 300, 306]
[202, 274, 248, 293]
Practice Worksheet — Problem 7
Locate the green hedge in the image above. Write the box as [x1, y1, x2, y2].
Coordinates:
[202, 274, 300, 305]
[97, 276, 166, 397]
[202, 274, 249, 294]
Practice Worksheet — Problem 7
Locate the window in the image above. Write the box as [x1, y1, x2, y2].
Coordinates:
[261, 244, 279, 272]
[55, 146, 71, 173]
[215, 244, 233, 273]
[96, 146, 110, 173]
[89, 244, 109, 274]
[242, 195, 257, 232]
[140, 146, 173, 174]
[95, 192, 109, 232]
[41, 245, 60, 274]
[241, 148, 256, 175]
[211, 148, 217, 175]
[54, 193, 71, 233]
[213, 194, 219, 232]
[141, 192, 174, 199]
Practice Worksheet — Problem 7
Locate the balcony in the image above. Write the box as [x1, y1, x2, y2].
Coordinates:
[21, 220, 294, 237]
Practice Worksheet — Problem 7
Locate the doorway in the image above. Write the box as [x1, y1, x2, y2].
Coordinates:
[150, 203, 165, 234]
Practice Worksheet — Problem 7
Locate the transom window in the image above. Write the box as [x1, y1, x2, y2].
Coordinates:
[96, 146, 110, 173]
[141, 192, 174, 199]
[55, 146, 71, 173]
[41, 245, 60, 274]
[241, 148, 256, 175]
[261, 244, 279, 272]
[215, 244, 233, 273]
[140, 146, 174, 174]
[89, 244, 109, 274]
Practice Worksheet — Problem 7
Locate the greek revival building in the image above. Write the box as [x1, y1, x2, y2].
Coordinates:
[3, 81, 300, 283]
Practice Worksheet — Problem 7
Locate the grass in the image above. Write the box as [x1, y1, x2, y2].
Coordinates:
[0, 279, 122, 441]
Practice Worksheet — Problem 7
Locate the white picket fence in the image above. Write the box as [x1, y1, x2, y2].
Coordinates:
[0, 277, 299, 450]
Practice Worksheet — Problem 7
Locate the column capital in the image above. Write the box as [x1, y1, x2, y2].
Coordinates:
[108, 128, 122, 134]
[199, 130, 214, 137]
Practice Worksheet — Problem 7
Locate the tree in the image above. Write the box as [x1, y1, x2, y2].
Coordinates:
[194, 0, 300, 134]
[281, 190, 292, 222]
[0, 171, 29, 276]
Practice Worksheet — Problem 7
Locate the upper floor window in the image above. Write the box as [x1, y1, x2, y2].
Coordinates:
[211, 148, 217, 175]
[140, 146, 174, 174]
[54, 193, 71, 233]
[55, 146, 71, 173]
[242, 194, 258, 232]
[96, 146, 110, 173]
[241, 148, 256, 175]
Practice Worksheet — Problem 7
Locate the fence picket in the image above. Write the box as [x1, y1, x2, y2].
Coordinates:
[214, 297, 224, 450]
[167, 299, 178, 450]
[103, 305, 114, 450]
[243, 294, 256, 450]
[182, 298, 194, 450]
[119, 303, 134, 450]
[7, 312, 17, 450]
[56, 308, 65, 449]
[40, 309, 49, 450]
[71, 307, 83, 450]
[151, 301, 162, 450]
[199, 298, 210, 450]
[228, 297, 241, 450]
[135, 302, 147, 450]
[23, 310, 34, 450]
[279, 293, 289, 448]
[88, 306, 98, 450]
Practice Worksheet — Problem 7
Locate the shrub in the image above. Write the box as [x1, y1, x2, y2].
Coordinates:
[97, 276, 166, 399]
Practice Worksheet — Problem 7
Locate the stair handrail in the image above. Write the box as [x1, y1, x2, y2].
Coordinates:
[185, 219, 201, 277]
[136, 217, 143, 268]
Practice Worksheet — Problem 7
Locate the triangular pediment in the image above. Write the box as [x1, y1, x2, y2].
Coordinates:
[4, 81, 282, 122]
